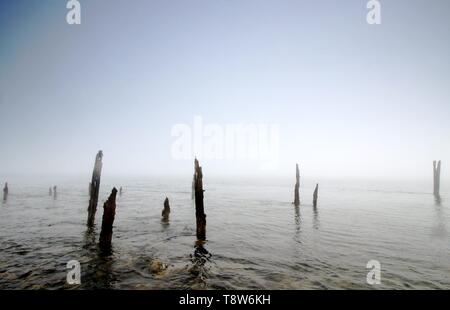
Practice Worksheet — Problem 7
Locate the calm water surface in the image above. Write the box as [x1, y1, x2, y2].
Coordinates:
[0, 176, 449, 289]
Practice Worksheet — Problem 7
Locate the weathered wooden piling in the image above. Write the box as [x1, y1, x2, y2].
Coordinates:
[162, 197, 170, 220]
[3, 182, 8, 201]
[53, 185, 57, 198]
[99, 187, 118, 248]
[49, 187, 52, 196]
[433, 160, 441, 196]
[293, 164, 300, 207]
[191, 174, 195, 200]
[119, 187, 122, 196]
[87, 151, 103, 227]
[313, 184, 319, 208]
[194, 158, 206, 241]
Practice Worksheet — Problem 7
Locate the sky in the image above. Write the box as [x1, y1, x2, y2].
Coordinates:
[0, 0, 449, 180]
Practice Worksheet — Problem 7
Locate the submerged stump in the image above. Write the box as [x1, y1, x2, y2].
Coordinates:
[162, 197, 171, 221]
[3, 182, 8, 201]
[433, 160, 441, 196]
[194, 158, 206, 241]
[293, 164, 300, 207]
[99, 188, 118, 248]
[313, 184, 319, 208]
[87, 151, 103, 227]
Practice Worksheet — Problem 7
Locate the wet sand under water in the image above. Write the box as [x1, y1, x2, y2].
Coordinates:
[0, 176, 449, 289]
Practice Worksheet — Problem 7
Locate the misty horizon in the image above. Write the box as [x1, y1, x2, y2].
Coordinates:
[1, 0, 449, 180]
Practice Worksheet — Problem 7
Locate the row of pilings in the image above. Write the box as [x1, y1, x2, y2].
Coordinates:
[1, 154, 444, 250]
[84, 151, 208, 251]
[293, 163, 319, 208]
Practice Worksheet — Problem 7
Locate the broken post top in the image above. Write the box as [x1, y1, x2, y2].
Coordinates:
[313, 184, 319, 198]
[162, 197, 170, 218]
[93, 150, 103, 175]
[194, 157, 201, 173]
[434, 160, 441, 169]
[99, 187, 118, 248]
[110, 187, 118, 199]
[96, 150, 103, 161]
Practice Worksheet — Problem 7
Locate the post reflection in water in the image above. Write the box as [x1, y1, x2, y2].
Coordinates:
[434, 194, 442, 206]
[81, 227, 116, 289]
[294, 205, 301, 234]
[313, 205, 320, 230]
[189, 240, 212, 287]
[433, 194, 446, 238]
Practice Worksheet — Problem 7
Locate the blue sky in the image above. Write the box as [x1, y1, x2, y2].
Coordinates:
[0, 0, 449, 179]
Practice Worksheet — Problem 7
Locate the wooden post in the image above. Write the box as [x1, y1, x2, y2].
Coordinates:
[3, 182, 8, 201]
[433, 160, 441, 196]
[53, 185, 57, 199]
[293, 164, 300, 207]
[194, 158, 206, 241]
[191, 174, 195, 200]
[87, 151, 103, 227]
[119, 187, 123, 196]
[99, 188, 118, 248]
[49, 187, 52, 196]
[162, 197, 170, 221]
[313, 184, 319, 207]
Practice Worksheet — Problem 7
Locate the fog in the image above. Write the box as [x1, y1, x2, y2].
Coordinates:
[0, 0, 449, 180]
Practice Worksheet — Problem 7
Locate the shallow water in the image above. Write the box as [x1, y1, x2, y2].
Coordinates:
[0, 176, 449, 289]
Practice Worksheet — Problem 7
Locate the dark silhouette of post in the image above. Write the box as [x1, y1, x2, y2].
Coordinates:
[3, 182, 8, 201]
[194, 158, 206, 241]
[53, 185, 57, 199]
[119, 187, 122, 196]
[87, 151, 103, 227]
[313, 184, 319, 207]
[49, 187, 52, 196]
[191, 174, 195, 200]
[293, 164, 300, 207]
[99, 188, 118, 248]
[433, 160, 441, 196]
[162, 197, 170, 221]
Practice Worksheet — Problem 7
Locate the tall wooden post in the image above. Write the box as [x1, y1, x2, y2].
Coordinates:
[293, 164, 300, 207]
[194, 158, 206, 241]
[313, 184, 319, 208]
[99, 188, 118, 248]
[433, 160, 441, 196]
[3, 182, 8, 201]
[87, 151, 103, 227]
